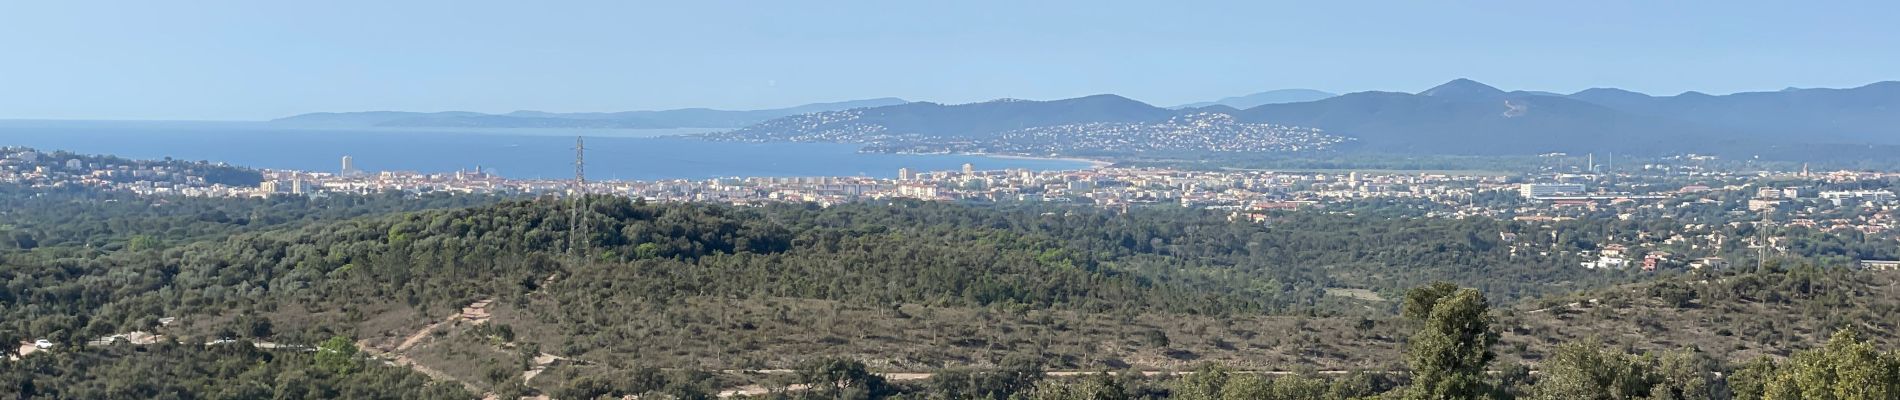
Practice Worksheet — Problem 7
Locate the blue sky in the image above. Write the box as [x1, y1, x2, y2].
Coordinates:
[2, 1, 1895, 120]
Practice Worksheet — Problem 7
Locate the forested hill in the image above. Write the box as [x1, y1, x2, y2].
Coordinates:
[2, 147, 262, 188]
[1504, 263, 1900, 362]
[3, 198, 1264, 348]
[0, 186, 514, 251]
[7, 192, 1900, 397]
[4, 195, 1651, 351]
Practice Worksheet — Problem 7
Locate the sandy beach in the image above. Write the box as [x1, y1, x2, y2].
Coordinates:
[975, 153, 1114, 169]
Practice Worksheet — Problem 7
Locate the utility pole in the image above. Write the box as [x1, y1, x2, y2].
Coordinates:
[570, 136, 588, 260]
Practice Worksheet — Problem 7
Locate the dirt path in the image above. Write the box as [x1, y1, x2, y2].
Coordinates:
[379, 297, 583, 399]
[9, 342, 37, 361]
[359, 342, 485, 393]
[521, 353, 567, 383]
[365, 299, 497, 395]
[389, 278, 570, 397]
[394, 299, 492, 352]
[718, 383, 811, 398]
[1526, 298, 1597, 314]
[413, 278, 564, 396]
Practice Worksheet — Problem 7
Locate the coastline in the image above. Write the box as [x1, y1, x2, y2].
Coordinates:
[0, 129, 1100, 181]
[873, 148, 1112, 170]
[977, 153, 1113, 169]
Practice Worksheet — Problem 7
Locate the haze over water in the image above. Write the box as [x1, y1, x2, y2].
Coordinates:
[0, 120, 1091, 181]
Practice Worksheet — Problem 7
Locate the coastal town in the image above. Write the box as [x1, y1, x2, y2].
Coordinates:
[14, 4, 1900, 398]
[9, 145, 1900, 272]
[0, 147, 259, 197]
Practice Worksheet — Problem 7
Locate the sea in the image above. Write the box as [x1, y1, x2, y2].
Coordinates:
[0, 120, 1091, 181]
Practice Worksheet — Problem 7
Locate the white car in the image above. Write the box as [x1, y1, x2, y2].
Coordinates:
[33, 339, 55, 349]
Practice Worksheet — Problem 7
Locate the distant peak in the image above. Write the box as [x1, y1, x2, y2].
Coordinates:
[1171, 89, 1336, 109]
[807, 97, 909, 106]
[1188, 104, 1242, 113]
[1419, 78, 1506, 98]
[1070, 93, 1139, 101]
[1572, 87, 1645, 96]
[1859, 81, 1900, 90]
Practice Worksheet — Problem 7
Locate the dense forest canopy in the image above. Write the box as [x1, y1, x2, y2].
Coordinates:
[2, 194, 1684, 346]
[4, 186, 1898, 399]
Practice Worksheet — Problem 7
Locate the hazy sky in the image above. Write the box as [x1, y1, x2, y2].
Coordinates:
[3, 1, 1896, 120]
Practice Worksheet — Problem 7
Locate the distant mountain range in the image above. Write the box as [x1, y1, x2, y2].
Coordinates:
[711, 95, 1356, 154]
[1173, 89, 1336, 109]
[1565, 82, 1900, 144]
[714, 79, 1900, 157]
[1234, 79, 1900, 154]
[719, 95, 1175, 143]
[278, 80, 1900, 158]
[1229, 79, 1725, 154]
[271, 98, 910, 129]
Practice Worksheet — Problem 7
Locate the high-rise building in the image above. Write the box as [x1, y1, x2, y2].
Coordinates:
[340, 155, 357, 176]
[898, 168, 912, 181]
[962, 163, 975, 175]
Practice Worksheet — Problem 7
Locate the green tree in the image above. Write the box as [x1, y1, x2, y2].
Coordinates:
[1651, 349, 1722, 400]
[126, 234, 162, 251]
[1216, 374, 1272, 400]
[798, 358, 888, 400]
[1402, 282, 1462, 321]
[1018, 373, 1130, 400]
[315, 335, 359, 375]
[926, 355, 1043, 400]
[1527, 339, 1658, 400]
[1172, 364, 1232, 400]
[1403, 288, 1498, 400]
[1729, 357, 1779, 400]
[1763, 329, 1900, 400]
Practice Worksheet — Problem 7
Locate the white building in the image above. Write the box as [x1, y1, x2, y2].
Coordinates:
[1820, 190, 1895, 204]
[1519, 183, 1585, 198]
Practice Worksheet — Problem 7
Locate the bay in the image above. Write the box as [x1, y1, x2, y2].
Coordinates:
[0, 120, 1091, 181]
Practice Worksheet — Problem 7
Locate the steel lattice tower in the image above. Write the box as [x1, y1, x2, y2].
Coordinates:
[570, 136, 588, 260]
